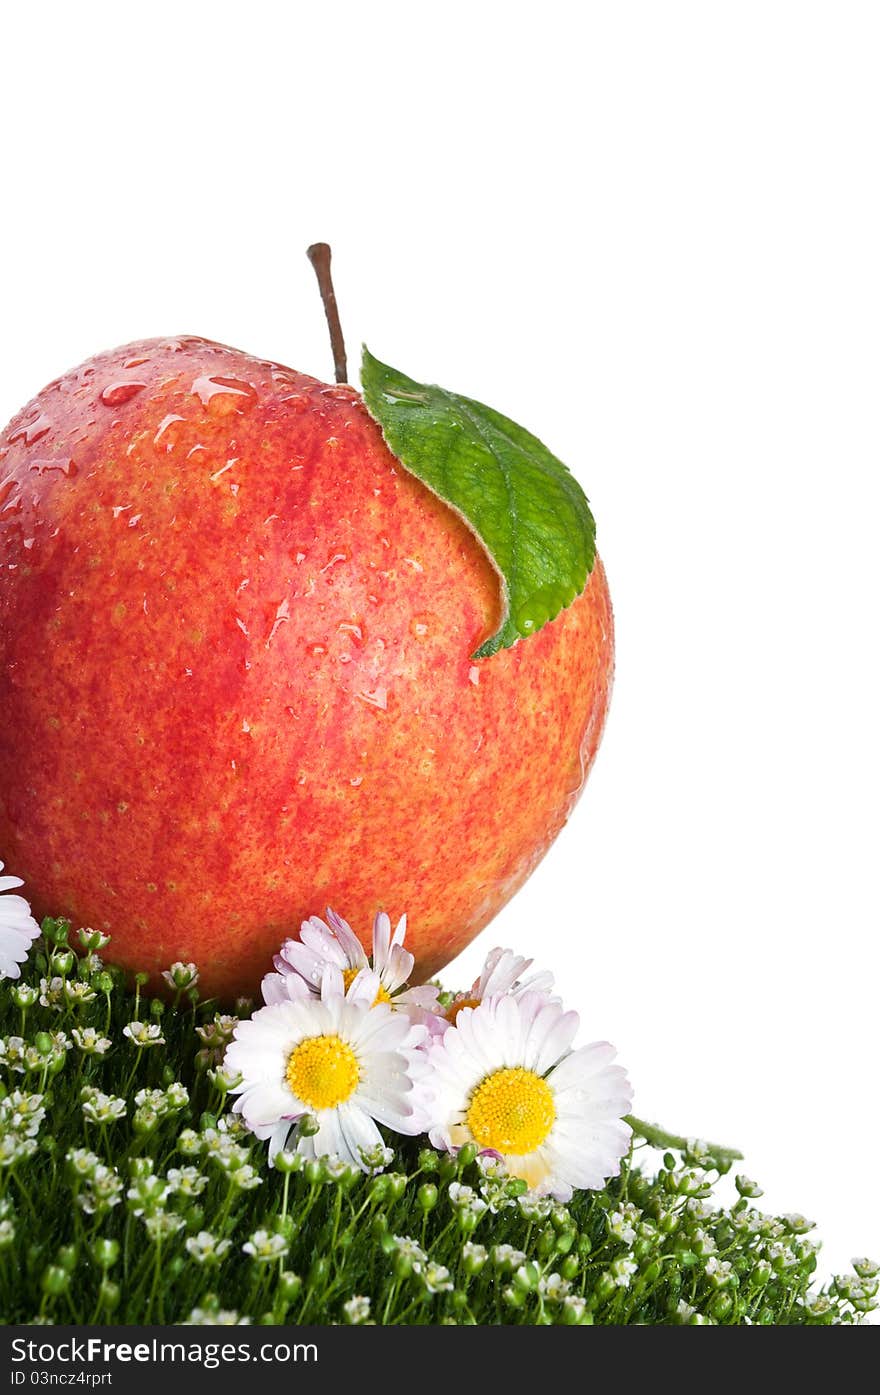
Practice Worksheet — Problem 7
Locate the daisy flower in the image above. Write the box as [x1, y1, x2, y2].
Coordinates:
[445, 947, 555, 1025]
[225, 965, 431, 1168]
[427, 992, 632, 1200]
[263, 907, 441, 1022]
[0, 862, 40, 981]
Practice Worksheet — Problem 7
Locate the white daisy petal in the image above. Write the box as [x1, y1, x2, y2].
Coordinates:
[341, 967, 381, 1008]
[337, 1100, 385, 1163]
[0, 865, 41, 983]
[547, 1042, 627, 1093]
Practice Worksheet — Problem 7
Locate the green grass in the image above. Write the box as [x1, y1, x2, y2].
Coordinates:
[0, 918, 876, 1326]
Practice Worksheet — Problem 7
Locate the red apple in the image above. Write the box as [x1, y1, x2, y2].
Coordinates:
[0, 337, 613, 997]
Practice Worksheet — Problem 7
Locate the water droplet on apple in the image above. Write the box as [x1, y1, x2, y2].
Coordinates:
[123, 356, 150, 369]
[100, 382, 147, 407]
[9, 413, 51, 446]
[349, 776, 363, 787]
[209, 458, 236, 482]
[320, 552, 347, 574]
[358, 687, 388, 711]
[153, 414, 186, 447]
[468, 665, 480, 686]
[337, 620, 364, 644]
[191, 376, 257, 417]
[29, 457, 78, 479]
[265, 598, 290, 649]
[410, 614, 434, 640]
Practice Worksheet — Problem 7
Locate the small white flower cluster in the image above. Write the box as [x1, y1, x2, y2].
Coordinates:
[133, 1082, 189, 1135]
[225, 908, 633, 1201]
[177, 1124, 264, 1192]
[186, 1231, 232, 1266]
[831, 1259, 879, 1317]
[65, 1148, 124, 1217]
[195, 1014, 239, 1070]
[608, 1201, 642, 1244]
[72, 1027, 112, 1055]
[162, 962, 199, 992]
[0, 1031, 71, 1078]
[0, 1197, 15, 1250]
[81, 1087, 127, 1125]
[0, 1089, 45, 1167]
[186, 1299, 252, 1326]
[122, 1021, 165, 1048]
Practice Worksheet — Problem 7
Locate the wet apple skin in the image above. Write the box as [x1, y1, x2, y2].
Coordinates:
[0, 337, 613, 997]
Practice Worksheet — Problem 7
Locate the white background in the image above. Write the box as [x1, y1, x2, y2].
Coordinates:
[2, 2, 877, 1289]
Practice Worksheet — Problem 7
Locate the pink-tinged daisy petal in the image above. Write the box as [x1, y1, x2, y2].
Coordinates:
[372, 911, 392, 967]
[299, 916, 352, 965]
[382, 943, 415, 994]
[324, 908, 368, 964]
[398, 983, 441, 1010]
[475, 947, 556, 1000]
[274, 939, 326, 986]
[261, 970, 312, 1006]
[320, 962, 348, 1000]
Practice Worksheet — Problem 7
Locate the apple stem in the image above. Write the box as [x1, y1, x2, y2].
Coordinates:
[307, 243, 348, 384]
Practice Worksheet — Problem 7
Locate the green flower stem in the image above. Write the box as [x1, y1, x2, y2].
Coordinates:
[626, 1114, 743, 1168]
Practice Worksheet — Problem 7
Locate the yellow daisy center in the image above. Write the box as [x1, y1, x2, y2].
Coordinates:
[341, 966, 392, 1005]
[466, 1067, 556, 1155]
[285, 1034, 359, 1111]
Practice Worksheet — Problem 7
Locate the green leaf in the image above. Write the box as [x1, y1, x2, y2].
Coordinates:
[360, 347, 596, 658]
